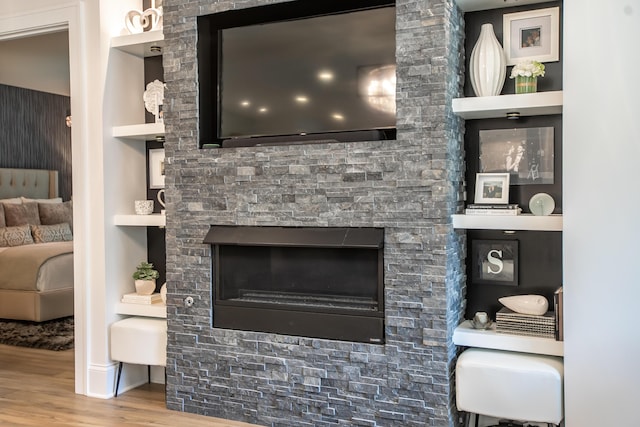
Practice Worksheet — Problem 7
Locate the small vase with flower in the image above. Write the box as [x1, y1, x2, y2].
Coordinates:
[510, 60, 545, 94]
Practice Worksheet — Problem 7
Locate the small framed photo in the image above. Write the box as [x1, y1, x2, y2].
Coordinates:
[479, 127, 554, 185]
[474, 173, 510, 204]
[148, 148, 165, 189]
[503, 7, 560, 65]
[471, 240, 519, 286]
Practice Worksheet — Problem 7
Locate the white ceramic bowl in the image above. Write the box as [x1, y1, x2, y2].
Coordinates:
[499, 294, 549, 315]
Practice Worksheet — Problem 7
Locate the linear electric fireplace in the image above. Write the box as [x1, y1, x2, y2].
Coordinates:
[204, 226, 384, 343]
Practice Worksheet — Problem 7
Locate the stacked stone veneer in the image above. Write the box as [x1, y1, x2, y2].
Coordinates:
[161, 0, 466, 425]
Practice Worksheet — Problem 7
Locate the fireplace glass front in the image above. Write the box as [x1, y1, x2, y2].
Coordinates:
[204, 226, 384, 343]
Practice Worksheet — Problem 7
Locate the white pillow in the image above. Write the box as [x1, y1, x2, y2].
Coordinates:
[0, 198, 22, 204]
[21, 197, 63, 204]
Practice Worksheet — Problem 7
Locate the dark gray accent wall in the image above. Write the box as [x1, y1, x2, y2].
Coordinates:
[463, 1, 563, 320]
[161, 0, 466, 425]
[145, 56, 167, 289]
[0, 84, 72, 201]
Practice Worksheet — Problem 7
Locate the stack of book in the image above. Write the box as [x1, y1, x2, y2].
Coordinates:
[121, 292, 162, 305]
[465, 204, 521, 216]
[495, 308, 556, 339]
[554, 286, 564, 341]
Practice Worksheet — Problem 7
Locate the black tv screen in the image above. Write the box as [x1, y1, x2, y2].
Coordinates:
[198, 0, 396, 147]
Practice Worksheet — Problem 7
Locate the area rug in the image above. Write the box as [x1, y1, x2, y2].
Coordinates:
[0, 316, 74, 351]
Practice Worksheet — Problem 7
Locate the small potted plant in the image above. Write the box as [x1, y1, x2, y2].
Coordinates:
[132, 261, 159, 295]
[510, 60, 545, 94]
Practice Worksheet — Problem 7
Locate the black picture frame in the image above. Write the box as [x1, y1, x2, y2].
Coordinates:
[471, 240, 519, 286]
[479, 127, 554, 186]
[147, 147, 165, 189]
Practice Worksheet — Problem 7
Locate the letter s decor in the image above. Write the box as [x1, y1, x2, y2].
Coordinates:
[486, 249, 504, 274]
[471, 240, 519, 287]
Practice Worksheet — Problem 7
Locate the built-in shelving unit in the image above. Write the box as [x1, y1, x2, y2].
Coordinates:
[111, 31, 167, 328]
[111, 31, 165, 227]
[452, 214, 562, 231]
[453, 320, 563, 356]
[452, 0, 565, 373]
[452, 91, 563, 120]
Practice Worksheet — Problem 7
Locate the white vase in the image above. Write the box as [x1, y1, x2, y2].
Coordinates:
[160, 282, 167, 304]
[134, 200, 154, 215]
[469, 23, 506, 97]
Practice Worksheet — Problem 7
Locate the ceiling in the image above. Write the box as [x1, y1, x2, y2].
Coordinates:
[0, 30, 70, 96]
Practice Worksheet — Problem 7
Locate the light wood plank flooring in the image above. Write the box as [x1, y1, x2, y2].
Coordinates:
[0, 344, 259, 426]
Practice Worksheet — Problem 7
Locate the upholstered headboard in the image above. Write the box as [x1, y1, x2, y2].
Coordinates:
[0, 168, 59, 199]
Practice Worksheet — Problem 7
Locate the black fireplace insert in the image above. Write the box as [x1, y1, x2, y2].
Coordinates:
[204, 226, 384, 343]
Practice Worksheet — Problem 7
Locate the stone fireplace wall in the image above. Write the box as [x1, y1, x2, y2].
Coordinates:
[162, 0, 466, 425]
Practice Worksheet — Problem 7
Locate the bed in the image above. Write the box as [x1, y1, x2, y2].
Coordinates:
[0, 168, 74, 321]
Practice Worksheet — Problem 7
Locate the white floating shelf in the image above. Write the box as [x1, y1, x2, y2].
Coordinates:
[116, 302, 167, 318]
[452, 91, 563, 120]
[452, 214, 562, 231]
[111, 30, 165, 57]
[453, 320, 563, 357]
[455, 0, 553, 13]
[114, 214, 166, 227]
[112, 122, 165, 140]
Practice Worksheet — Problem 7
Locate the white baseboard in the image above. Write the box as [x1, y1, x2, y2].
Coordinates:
[86, 362, 165, 399]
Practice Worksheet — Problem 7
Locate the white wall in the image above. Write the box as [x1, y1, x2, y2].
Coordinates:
[0, 31, 70, 96]
[0, 0, 97, 396]
[563, 1, 640, 425]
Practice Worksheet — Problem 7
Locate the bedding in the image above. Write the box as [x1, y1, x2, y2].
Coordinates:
[0, 241, 73, 291]
[0, 168, 74, 322]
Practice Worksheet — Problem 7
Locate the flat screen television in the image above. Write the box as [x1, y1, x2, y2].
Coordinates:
[197, 0, 396, 148]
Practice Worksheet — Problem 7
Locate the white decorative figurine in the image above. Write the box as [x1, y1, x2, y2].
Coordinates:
[143, 79, 166, 123]
[124, 0, 163, 34]
[471, 311, 492, 329]
[499, 295, 548, 315]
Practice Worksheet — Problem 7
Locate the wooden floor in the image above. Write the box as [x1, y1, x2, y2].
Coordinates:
[0, 344, 259, 427]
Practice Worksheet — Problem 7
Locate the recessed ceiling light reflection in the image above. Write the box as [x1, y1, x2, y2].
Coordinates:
[318, 71, 334, 82]
[331, 113, 344, 121]
[258, 107, 268, 113]
[240, 100, 251, 107]
[295, 95, 309, 104]
[362, 65, 396, 114]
